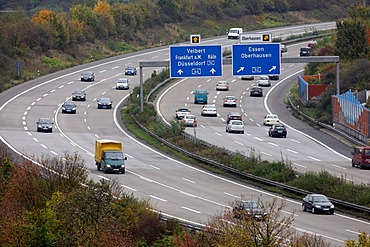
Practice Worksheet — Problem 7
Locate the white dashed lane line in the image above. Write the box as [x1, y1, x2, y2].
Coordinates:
[293, 163, 307, 168]
[308, 156, 321, 161]
[286, 149, 298, 154]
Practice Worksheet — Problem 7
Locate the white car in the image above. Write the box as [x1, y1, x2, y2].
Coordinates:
[257, 75, 271, 87]
[226, 120, 244, 134]
[175, 107, 191, 119]
[223, 96, 237, 107]
[216, 81, 229, 91]
[201, 104, 217, 117]
[116, 78, 130, 90]
[182, 114, 197, 127]
[263, 114, 280, 126]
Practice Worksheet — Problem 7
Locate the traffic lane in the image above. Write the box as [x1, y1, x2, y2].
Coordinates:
[266, 61, 353, 157]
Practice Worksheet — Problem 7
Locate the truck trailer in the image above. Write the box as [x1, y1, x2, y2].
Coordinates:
[95, 140, 127, 174]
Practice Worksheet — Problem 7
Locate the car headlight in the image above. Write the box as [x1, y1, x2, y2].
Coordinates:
[108, 102, 112, 105]
[72, 108, 76, 110]
[106, 165, 111, 167]
[62, 107, 66, 110]
[315, 205, 322, 208]
[38, 125, 42, 128]
[330, 205, 334, 208]
[98, 102, 102, 105]
[48, 126, 52, 128]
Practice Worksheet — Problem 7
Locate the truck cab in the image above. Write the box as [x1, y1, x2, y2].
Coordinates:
[351, 146, 370, 169]
[193, 90, 208, 104]
[228, 28, 243, 39]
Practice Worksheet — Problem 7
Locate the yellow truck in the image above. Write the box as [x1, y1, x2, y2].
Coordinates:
[95, 140, 127, 174]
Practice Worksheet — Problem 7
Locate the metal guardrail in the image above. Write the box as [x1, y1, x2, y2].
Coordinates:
[130, 112, 370, 216]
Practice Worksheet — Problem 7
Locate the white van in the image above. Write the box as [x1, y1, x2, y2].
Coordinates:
[228, 28, 243, 39]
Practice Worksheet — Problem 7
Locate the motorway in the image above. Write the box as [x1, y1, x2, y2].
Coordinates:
[0, 22, 369, 245]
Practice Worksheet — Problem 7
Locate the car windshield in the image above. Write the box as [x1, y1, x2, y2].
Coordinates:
[275, 126, 285, 130]
[82, 72, 92, 76]
[196, 91, 206, 95]
[260, 76, 269, 80]
[126, 67, 135, 70]
[229, 30, 238, 34]
[225, 96, 234, 100]
[268, 115, 278, 119]
[186, 116, 195, 120]
[204, 105, 214, 108]
[39, 119, 51, 124]
[312, 195, 329, 202]
[243, 201, 262, 209]
[74, 91, 84, 94]
[118, 79, 128, 83]
[178, 108, 189, 112]
[100, 98, 110, 102]
[232, 121, 243, 125]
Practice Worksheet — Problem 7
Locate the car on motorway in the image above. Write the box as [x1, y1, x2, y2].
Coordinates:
[233, 200, 267, 220]
[72, 90, 86, 101]
[281, 44, 288, 53]
[257, 75, 271, 87]
[241, 75, 254, 80]
[175, 107, 191, 119]
[36, 118, 54, 133]
[299, 47, 311, 56]
[226, 112, 242, 123]
[201, 104, 217, 117]
[80, 71, 95, 81]
[250, 86, 263, 97]
[223, 95, 237, 107]
[61, 101, 77, 114]
[97, 97, 113, 109]
[268, 124, 287, 138]
[216, 81, 229, 91]
[181, 114, 197, 127]
[302, 194, 335, 215]
[116, 78, 130, 90]
[268, 75, 279, 80]
[263, 114, 280, 126]
[351, 146, 370, 169]
[226, 120, 244, 134]
[124, 66, 137, 75]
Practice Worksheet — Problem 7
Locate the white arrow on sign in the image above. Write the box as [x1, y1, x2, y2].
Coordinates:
[268, 66, 276, 72]
[177, 69, 183, 75]
[210, 68, 216, 74]
[237, 67, 244, 73]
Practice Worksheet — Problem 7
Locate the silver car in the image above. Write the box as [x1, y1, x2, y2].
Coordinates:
[80, 71, 95, 82]
[226, 120, 244, 134]
[181, 114, 197, 127]
[257, 75, 271, 87]
[223, 95, 237, 107]
[116, 78, 130, 90]
[201, 104, 217, 117]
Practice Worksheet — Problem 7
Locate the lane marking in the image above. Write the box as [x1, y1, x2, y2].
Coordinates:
[308, 156, 321, 161]
[181, 206, 201, 214]
[149, 195, 167, 202]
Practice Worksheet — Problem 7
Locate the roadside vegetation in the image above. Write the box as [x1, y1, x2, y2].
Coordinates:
[290, 5, 370, 123]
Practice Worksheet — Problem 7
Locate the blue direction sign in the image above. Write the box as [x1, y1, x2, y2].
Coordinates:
[232, 43, 281, 76]
[170, 45, 222, 78]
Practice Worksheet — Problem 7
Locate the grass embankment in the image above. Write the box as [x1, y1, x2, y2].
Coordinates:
[121, 69, 370, 219]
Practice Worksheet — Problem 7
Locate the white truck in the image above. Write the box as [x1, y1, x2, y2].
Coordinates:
[228, 28, 243, 39]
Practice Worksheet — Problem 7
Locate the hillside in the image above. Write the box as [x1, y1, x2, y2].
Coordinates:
[0, 0, 363, 92]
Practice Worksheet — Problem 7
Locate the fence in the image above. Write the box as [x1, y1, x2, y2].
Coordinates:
[298, 75, 327, 106]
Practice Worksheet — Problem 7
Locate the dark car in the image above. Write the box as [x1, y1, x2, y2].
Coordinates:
[299, 47, 311, 57]
[233, 200, 267, 220]
[268, 124, 287, 138]
[36, 118, 54, 133]
[125, 66, 137, 75]
[72, 90, 86, 101]
[62, 101, 77, 114]
[97, 97, 113, 109]
[80, 71, 95, 81]
[250, 86, 263, 97]
[302, 194, 334, 215]
[226, 112, 242, 123]
[268, 75, 279, 80]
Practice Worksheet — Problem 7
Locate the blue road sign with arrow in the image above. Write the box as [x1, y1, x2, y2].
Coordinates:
[232, 43, 281, 76]
[170, 45, 222, 78]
